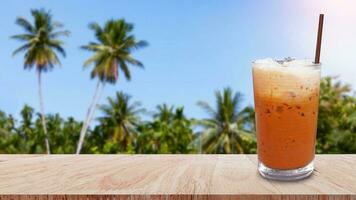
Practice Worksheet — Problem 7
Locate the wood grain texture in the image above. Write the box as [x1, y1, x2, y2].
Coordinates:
[0, 155, 355, 200]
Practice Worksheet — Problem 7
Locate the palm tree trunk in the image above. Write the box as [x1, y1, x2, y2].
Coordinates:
[122, 124, 132, 152]
[38, 71, 51, 154]
[199, 133, 202, 154]
[85, 82, 104, 137]
[76, 81, 104, 154]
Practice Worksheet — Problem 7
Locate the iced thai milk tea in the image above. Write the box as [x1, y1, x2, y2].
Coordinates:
[252, 58, 320, 180]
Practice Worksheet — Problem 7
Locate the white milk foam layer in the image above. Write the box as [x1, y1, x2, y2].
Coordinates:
[253, 58, 321, 100]
[253, 58, 320, 82]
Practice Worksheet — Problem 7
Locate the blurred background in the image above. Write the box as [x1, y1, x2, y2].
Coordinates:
[0, 0, 355, 154]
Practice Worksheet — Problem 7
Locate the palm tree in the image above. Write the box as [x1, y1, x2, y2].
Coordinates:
[136, 105, 194, 154]
[154, 104, 174, 122]
[0, 111, 14, 146]
[196, 87, 255, 154]
[11, 9, 70, 154]
[98, 92, 144, 152]
[76, 19, 148, 154]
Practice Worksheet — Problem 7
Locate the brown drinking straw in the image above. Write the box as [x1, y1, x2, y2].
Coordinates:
[314, 14, 324, 64]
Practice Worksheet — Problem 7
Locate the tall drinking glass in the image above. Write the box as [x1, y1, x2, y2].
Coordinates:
[252, 58, 321, 181]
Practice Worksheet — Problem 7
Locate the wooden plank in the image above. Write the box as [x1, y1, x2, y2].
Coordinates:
[0, 155, 354, 200]
[0, 195, 355, 200]
[0, 154, 43, 162]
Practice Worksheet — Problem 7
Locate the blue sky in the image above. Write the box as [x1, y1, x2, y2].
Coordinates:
[0, 0, 355, 121]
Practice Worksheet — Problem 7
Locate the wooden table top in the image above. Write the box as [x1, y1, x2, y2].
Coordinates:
[0, 155, 355, 199]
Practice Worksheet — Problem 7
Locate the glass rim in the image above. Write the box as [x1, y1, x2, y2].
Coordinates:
[252, 59, 321, 67]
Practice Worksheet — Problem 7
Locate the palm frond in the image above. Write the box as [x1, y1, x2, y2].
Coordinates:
[50, 30, 70, 38]
[10, 34, 34, 42]
[118, 59, 131, 80]
[197, 101, 216, 118]
[122, 55, 144, 68]
[81, 43, 110, 52]
[48, 40, 66, 57]
[15, 17, 35, 33]
[128, 101, 143, 113]
[202, 130, 223, 153]
[195, 119, 217, 128]
[52, 21, 64, 28]
[134, 40, 149, 49]
[12, 44, 31, 56]
[89, 22, 109, 45]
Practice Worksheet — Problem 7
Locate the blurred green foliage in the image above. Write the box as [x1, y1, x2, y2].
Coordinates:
[316, 77, 356, 153]
[0, 77, 355, 154]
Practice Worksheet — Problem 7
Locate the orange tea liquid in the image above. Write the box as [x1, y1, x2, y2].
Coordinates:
[253, 59, 320, 170]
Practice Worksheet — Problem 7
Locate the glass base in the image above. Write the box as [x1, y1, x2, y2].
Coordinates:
[258, 160, 314, 181]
